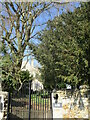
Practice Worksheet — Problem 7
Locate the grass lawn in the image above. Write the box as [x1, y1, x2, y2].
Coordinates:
[31, 93, 50, 105]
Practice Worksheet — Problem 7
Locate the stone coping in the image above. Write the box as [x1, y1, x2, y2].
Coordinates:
[53, 88, 90, 99]
[56, 88, 90, 93]
[0, 91, 8, 96]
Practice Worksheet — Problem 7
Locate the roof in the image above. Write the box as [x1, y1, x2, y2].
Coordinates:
[21, 61, 40, 76]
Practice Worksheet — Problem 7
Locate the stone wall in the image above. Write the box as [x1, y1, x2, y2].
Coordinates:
[0, 91, 8, 120]
[52, 86, 90, 118]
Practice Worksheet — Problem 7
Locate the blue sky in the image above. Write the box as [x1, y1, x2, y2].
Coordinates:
[23, 2, 80, 67]
[1, 2, 80, 67]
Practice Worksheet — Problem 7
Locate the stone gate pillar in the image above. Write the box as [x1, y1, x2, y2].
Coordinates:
[52, 86, 90, 119]
[0, 82, 8, 120]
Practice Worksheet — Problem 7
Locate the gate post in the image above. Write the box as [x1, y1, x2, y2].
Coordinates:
[7, 92, 10, 120]
[50, 91, 52, 110]
[28, 80, 32, 120]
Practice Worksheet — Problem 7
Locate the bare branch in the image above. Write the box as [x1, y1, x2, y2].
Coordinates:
[9, 2, 17, 14]
[34, 3, 52, 20]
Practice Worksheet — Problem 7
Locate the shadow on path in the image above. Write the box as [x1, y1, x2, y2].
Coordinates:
[9, 113, 24, 120]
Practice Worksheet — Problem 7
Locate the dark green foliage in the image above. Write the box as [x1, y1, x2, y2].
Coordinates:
[33, 2, 90, 90]
[2, 75, 14, 92]
[2, 70, 32, 92]
[20, 70, 31, 83]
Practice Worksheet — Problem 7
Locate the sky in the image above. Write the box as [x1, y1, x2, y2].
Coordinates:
[1, 2, 80, 67]
[23, 2, 80, 67]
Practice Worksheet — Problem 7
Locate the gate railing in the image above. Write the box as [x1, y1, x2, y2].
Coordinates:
[8, 81, 52, 119]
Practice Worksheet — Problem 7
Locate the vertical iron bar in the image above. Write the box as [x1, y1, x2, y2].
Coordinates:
[47, 93, 49, 110]
[45, 91, 46, 119]
[43, 90, 44, 118]
[49, 92, 50, 110]
[11, 94, 12, 113]
[50, 91, 53, 118]
[40, 92, 41, 110]
[38, 92, 39, 110]
[34, 92, 35, 110]
[34, 92, 35, 118]
[38, 93, 40, 110]
[28, 80, 31, 120]
[21, 85, 23, 118]
[7, 92, 10, 120]
[37, 92, 39, 117]
[32, 91, 33, 110]
[36, 91, 37, 110]
[50, 92, 52, 110]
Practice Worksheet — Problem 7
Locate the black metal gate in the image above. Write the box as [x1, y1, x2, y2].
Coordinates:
[8, 81, 52, 119]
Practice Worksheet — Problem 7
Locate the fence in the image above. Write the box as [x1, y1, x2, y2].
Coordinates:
[8, 81, 52, 119]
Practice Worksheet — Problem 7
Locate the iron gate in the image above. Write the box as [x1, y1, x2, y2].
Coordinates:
[8, 81, 52, 119]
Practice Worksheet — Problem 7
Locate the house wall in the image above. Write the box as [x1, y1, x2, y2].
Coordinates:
[21, 60, 43, 91]
[31, 79, 43, 91]
[52, 86, 90, 118]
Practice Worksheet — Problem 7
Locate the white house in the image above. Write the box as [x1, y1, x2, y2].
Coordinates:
[21, 58, 43, 91]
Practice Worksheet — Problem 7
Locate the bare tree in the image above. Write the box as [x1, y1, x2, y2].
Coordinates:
[0, 1, 73, 91]
[0, 2, 52, 91]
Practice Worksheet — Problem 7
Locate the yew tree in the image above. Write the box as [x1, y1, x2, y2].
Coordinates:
[33, 2, 90, 90]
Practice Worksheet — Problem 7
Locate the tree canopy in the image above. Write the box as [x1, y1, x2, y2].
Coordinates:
[0, 2, 52, 91]
[33, 2, 90, 90]
[0, 1, 77, 91]
[0, 2, 89, 91]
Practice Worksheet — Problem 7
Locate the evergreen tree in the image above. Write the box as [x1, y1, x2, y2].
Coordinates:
[33, 2, 90, 90]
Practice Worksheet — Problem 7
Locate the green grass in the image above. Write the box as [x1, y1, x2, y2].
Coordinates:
[31, 94, 49, 105]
